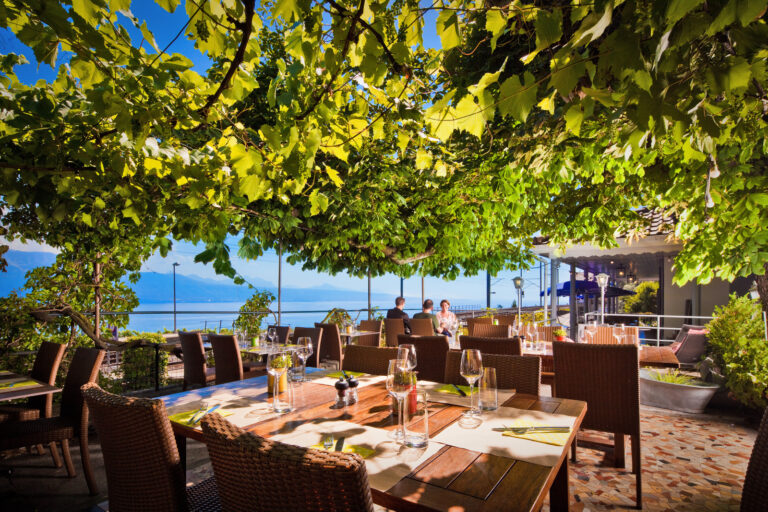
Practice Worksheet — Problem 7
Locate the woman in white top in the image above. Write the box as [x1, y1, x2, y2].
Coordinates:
[436, 299, 458, 336]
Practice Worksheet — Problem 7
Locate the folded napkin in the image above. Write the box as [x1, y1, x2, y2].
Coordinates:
[501, 419, 571, 446]
[310, 443, 375, 458]
[324, 370, 366, 379]
[434, 384, 475, 395]
[168, 408, 233, 427]
[0, 379, 39, 390]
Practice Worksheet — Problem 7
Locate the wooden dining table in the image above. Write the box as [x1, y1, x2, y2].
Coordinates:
[0, 371, 61, 402]
[163, 373, 587, 511]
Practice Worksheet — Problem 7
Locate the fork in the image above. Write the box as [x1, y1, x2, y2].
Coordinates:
[493, 426, 571, 434]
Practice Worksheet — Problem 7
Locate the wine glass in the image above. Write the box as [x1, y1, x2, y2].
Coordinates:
[267, 327, 278, 350]
[460, 349, 483, 419]
[386, 359, 413, 442]
[267, 350, 292, 413]
[296, 336, 313, 382]
[397, 344, 417, 371]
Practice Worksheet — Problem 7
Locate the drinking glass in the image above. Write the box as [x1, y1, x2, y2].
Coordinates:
[267, 327, 278, 348]
[403, 391, 429, 448]
[267, 350, 292, 413]
[460, 349, 483, 418]
[478, 367, 498, 411]
[397, 344, 417, 371]
[387, 359, 413, 443]
[296, 336, 313, 382]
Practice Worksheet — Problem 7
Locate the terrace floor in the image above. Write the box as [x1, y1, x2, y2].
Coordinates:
[0, 402, 757, 511]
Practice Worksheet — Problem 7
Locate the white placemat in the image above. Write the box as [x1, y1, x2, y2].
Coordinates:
[418, 380, 516, 407]
[431, 407, 576, 466]
[165, 391, 278, 429]
[270, 420, 443, 491]
[305, 370, 387, 389]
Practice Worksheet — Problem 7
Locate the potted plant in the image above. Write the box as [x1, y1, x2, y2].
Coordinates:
[553, 327, 567, 341]
[639, 369, 719, 413]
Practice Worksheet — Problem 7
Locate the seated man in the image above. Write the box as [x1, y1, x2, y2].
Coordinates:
[386, 296, 412, 335]
[413, 299, 443, 334]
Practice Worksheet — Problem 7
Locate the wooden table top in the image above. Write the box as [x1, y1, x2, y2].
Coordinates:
[166, 375, 586, 511]
[0, 371, 61, 402]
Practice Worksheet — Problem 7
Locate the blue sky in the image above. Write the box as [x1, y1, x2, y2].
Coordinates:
[1, 2, 556, 307]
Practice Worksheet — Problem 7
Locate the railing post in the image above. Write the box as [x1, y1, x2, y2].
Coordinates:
[154, 344, 160, 392]
[656, 315, 661, 347]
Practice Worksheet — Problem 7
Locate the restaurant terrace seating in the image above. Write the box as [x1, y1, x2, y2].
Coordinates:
[410, 317, 435, 336]
[0, 347, 104, 494]
[342, 345, 399, 375]
[201, 412, 375, 512]
[552, 341, 642, 508]
[356, 319, 382, 347]
[383, 318, 405, 347]
[466, 316, 494, 336]
[470, 323, 512, 338]
[444, 350, 541, 395]
[293, 326, 323, 367]
[81, 383, 220, 512]
[315, 323, 344, 369]
[669, 324, 709, 366]
[459, 336, 522, 355]
[494, 314, 516, 327]
[584, 325, 639, 345]
[179, 331, 216, 390]
[267, 324, 291, 344]
[209, 334, 248, 384]
[397, 334, 449, 382]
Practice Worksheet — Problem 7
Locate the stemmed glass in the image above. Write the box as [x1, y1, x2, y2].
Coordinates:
[387, 359, 414, 443]
[267, 350, 292, 413]
[397, 344, 417, 371]
[296, 336, 313, 382]
[460, 349, 483, 421]
[267, 327, 278, 351]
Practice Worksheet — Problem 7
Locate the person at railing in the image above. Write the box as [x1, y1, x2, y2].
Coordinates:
[436, 299, 457, 337]
[386, 296, 412, 335]
[413, 299, 442, 335]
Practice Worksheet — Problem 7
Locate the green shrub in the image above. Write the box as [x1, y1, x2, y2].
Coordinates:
[623, 281, 658, 314]
[234, 289, 275, 336]
[648, 369, 705, 386]
[706, 293, 767, 408]
[121, 332, 169, 391]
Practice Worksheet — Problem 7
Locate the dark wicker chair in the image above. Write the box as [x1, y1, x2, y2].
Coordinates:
[444, 350, 540, 395]
[267, 325, 291, 345]
[495, 314, 516, 327]
[383, 318, 405, 348]
[81, 383, 220, 512]
[342, 345, 399, 375]
[356, 320, 382, 347]
[410, 318, 435, 336]
[293, 327, 323, 367]
[397, 334, 449, 382]
[315, 323, 344, 369]
[201, 412, 374, 512]
[466, 317, 494, 335]
[552, 341, 641, 508]
[742, 407, 768, 511]
[469, 324, 512, 338]
[459, 336, 522, 355]
[179, 331, 215, 390]
[209, 334, 255, 384]
[0, 347, 104, 494]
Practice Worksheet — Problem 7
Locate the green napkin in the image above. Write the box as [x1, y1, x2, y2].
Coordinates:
[310, 443, 375, 458]
[0, 379, 38, 390]
[168, 408, 233, 427]
[435, 384, 475, 395]
[324, 370, 366, 379]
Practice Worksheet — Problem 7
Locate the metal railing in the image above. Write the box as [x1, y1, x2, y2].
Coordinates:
[583, 311, 715, 346]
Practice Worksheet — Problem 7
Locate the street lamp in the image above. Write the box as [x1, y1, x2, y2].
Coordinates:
[513, 276, 524, 325]
[596, 273, 609, 325]
[172, 262, 180, 332]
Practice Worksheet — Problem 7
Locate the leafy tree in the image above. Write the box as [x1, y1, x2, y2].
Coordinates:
[623, 281, 658, 314]
[233, 289, 276, 336]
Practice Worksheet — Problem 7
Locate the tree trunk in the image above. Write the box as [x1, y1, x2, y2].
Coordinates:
[93, 262, 102, 344]
[756, 263, 768, 313]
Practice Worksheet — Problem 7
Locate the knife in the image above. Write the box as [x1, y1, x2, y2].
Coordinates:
[451, 384, 467, 397]
[341, 370, 349, 379]
[335, 436, 345, 452]
[192, 404, 221, 425]
[492, 426, 571, 433]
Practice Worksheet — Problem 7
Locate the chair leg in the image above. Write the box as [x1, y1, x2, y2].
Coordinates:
[80, 433, 98, 495]
[49, 442, 62, 468]
[35, 444, 45, 455]
[60, 439, 75, 477]
[632, 434, 642, 509]
[614, 432, 626, 469]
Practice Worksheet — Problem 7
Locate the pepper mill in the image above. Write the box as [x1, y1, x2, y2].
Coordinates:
[346, 375, 359, 404]
[331, 377, 349, 409]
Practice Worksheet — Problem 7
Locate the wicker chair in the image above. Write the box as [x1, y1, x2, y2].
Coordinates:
[383, 318, 405, 348]
[209, 333, 257, 384]
[342, 346, 399, 375]
[552, 342, 642, 508]
[201, 412, 374, 512]
[0, 347, 104, 494]
[459, 336, 521, 356]
[293, 327, 323, 367]
[584, 326, 639, 345]
[444, 350, 540, 395]
[397, 334, 449, 382]
[81, 383, 220, 511]
[315, 323, 344, 369]
[410, 318, 435, 336]
[267, 325, 291, 345]
[356, 320, 382, 347]
[495, 314, 516, 327]
[742, 407, 768, 511]
[179, 331, 215, 391]
[470, 324, 511, 338]
[466, 317, 493, 336]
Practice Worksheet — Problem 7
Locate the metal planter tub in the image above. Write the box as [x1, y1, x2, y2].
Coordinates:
[639, 369, 720, 414]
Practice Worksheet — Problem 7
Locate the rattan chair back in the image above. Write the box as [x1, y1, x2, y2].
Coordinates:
[267, 325, 291, 344]
[81, 383, 188, 511]
[293, 327, 323, 367]
[209, 333, 244, 384]
[410, 318, 435, 336]
[201, 412, 375, 512]
[471, 324, 511, 338]
[179, 331, 210, 389]
[742, 407, 768, 511]
[495, 314, 516, 327]
[444, 350, 540, 395]
[383, 318, 405, 347]
[585, 326, 639, 345]
[356, 320, 382, 347]
[342, 346, 399, 375]
[397, 334, 449, 382]
[467, 317, 493, 336]
[315, 323, 343, 368]
[60, 347, 104, 427]
[28, 342, 67, 418]
[459, 336, 521, 356]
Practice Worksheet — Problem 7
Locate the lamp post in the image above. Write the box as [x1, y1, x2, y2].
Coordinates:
[596, 273, 609, 325]
[172, 262, 180, 332]
[513, 276, 524, 325]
